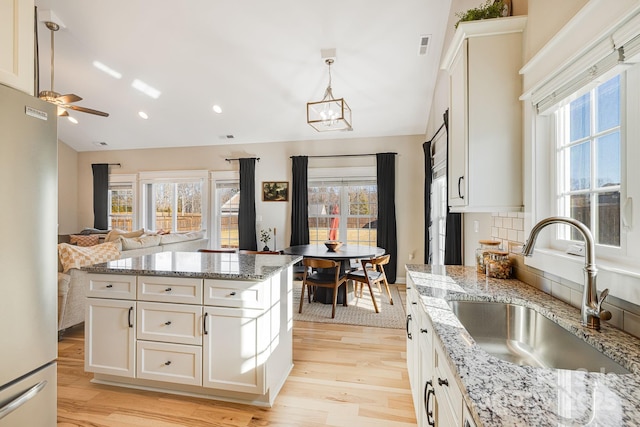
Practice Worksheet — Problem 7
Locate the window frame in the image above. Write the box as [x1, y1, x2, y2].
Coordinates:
[138, 170, 209, 235]
[209, 171, 240, 249]
[108, 174, 137, 231]
[307, 166, 377, 246]
[552, 74, 626, 257]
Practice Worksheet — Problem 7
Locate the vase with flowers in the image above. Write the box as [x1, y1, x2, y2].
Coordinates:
[260, 228, 272, 251]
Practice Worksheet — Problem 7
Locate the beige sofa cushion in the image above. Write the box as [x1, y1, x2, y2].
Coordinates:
[105, 228, 145, 242]
[159, 230, 206, 245]
[58, 242, 121, 273]
[120, 234, 162, 250]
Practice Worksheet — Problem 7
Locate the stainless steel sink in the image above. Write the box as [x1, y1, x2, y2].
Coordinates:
[447, 300, 630, 374]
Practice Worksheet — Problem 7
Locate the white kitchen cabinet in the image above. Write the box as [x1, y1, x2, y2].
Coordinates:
[442, 16, 527, 212]
[433, 337, 464, 427]
[85, 270, 293, 406]
[0, 0, 34, 94]
[85, 298, 136, 378]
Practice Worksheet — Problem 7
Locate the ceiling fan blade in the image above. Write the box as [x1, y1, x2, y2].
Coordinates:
[66, 104, 110, 117]
[57, 94, 83, 104]
[58, 107, 69, 117]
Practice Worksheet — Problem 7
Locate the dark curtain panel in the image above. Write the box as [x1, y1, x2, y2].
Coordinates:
[290, 156, 310, 246]
[443, 109, 463, 265]
[423, 141, 432, 264]
[238, 158, 257, 250]
[376, 152, 398, 283]
[91, 163, 109, 230]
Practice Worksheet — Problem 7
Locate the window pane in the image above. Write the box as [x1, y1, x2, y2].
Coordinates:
[596, 75, 620, 133]
[176, 182, 202, 232]
[154, 183, 173, 231]
[569, 194, 590, 242]
[570, 142, 590, 191]
[569, 93, 590, 142]
[596, 132, 620, 188]
[217, 185, 239, 248]
[109, 186, 133, 231]
[597, 191, 620, 246]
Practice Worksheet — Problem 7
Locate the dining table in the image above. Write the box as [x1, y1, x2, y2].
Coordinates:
[282, 244, 385, 304]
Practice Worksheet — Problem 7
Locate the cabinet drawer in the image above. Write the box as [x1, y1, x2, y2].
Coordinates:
[434, 340, 463, 426]
[137, 341, 202, 386]
[138, 276, 202, 304]
[203, 279, 265, 309]
[137, 302, 202, 345]
[87, 274, 136, 299]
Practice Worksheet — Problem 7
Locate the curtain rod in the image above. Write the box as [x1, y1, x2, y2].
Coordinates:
[290, 152, 397, 159]
[109, 163, 121, 167]
[426, 122, 446, 145]
[225, 157, 260, 162]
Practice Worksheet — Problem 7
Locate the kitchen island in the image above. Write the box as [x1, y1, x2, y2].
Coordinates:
[82, 251, 302, 407]
[405, 264, 640, 426]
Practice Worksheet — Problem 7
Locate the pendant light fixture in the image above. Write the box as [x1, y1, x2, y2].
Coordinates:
[307, 58, 352, 132]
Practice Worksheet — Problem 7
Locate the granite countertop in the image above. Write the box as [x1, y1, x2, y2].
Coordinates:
[405, 264, 640, 427]
[82, 251, 302, 281]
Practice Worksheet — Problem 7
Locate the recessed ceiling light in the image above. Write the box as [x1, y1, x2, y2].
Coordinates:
[67, 116, 78, 124]
[138, 111, 149, 119]
[213, 105, 222, 114]
[132, 79, 161, 99]
[93, 61, 122, 79]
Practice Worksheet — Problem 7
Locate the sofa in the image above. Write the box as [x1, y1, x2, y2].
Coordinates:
[57, 229, 208, 336]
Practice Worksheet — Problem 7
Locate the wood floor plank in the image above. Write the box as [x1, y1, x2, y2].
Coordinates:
[57, 314, 416, 426]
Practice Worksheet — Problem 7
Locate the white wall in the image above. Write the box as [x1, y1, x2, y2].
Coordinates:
[57, 141, 78, 235]
[62, 134, 425, 282]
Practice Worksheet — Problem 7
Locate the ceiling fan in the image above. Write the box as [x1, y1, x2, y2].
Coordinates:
[38, 21, 109, 118]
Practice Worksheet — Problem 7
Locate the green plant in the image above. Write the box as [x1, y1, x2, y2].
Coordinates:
[260, 228, 272, 245]
[455, 0, 505, 28]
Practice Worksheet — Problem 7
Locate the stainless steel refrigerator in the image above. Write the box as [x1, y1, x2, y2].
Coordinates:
[0, 83, 58, 426]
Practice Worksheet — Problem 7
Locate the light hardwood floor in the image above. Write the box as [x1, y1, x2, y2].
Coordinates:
[57, 320, 416, 426]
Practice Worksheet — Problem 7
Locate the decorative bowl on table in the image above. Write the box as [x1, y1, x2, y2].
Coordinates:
[324, 241, 343, 252]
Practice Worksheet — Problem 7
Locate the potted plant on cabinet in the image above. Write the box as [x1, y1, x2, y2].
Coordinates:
[455, 0, 510, 28]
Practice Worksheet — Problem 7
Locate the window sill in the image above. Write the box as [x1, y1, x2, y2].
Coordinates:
[525, 248, 640, 306]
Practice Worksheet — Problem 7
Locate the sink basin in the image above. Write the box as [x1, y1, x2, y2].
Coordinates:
[447, 300, 630, 374]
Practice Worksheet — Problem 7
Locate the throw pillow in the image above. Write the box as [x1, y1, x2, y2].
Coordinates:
[160, 230, 205, 245]
[120, 234, 162, 250]
[105, 228, 144, 242]
[70, 234, 100, 247]
[57, 242, 121, 273]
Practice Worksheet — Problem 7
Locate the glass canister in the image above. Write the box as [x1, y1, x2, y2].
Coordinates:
[487, 250, 512, 279]
[475, 240, 501, 273]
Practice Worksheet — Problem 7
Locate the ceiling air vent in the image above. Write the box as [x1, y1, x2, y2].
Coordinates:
[418, 35, 430, 55]
[93, 141, 108, 147]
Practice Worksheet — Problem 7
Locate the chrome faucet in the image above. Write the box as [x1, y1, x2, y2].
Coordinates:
[522, 216, 611, 330]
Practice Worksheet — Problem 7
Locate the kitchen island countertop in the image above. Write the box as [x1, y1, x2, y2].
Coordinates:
[82, 251, 302, 281]
[406, 264, 640, 426]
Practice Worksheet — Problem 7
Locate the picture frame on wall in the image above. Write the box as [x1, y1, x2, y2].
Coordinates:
[262, 181, 289, 202]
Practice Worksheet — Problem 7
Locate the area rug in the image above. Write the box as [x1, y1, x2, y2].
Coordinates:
[292, 283, 406, 329]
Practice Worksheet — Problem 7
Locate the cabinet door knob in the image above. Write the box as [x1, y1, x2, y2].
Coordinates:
[438, 377, 449, 387]
[229, 291, 236, 296]
[165, 287, 172, 292]
[164, 361, 172, 366]
[165, 321, 172, 326]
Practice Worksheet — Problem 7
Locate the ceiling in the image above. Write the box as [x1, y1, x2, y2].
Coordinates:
[33, 0, 452, 152]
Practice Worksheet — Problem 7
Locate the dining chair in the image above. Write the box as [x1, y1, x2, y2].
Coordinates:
[238, 250, 281, 254]
[299, 258, 348, 319]
[346, 254, 393, 313]
[198, 248, 237, 253]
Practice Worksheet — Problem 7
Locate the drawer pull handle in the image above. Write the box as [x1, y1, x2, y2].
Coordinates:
[420, 328, 428, 334]
[164, 361, 172, 366]
[106, 284, 113, 288]
[438, 377, 449, 387]
[406, 314, 412, 339]
[165, 287, 172, 292]
[203, 312, 209, 335]
[165, 321, 172, 326]
[229, 291, 236, 296]
[128, 306, 133, 328]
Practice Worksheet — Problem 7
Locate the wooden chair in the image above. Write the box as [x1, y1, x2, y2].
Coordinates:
[346, 254, 393, 314]
[299, 258, 348, 319]
[198, 248, 237, 253]
[238, 250, 281, 254]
